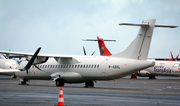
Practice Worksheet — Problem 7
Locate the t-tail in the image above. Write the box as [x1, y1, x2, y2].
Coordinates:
[112, 18, 178, 60]
[82, 36, 116, 56]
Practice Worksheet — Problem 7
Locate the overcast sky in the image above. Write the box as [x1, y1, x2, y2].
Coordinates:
[0, 0, 180, 58]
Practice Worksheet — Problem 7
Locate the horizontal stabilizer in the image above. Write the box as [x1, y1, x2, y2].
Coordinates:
[155, 25, 178, 28]
[82, 39, 116, 42]
[119, 23, 149, 26]
[119, 23, 178, 28]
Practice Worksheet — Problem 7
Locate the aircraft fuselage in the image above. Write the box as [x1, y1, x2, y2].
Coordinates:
[15, 56, 154, 83]
[138, 61, 180, 77]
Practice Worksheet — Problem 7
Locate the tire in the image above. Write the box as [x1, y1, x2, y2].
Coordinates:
[56, 79, 65, 87]
[85, 81, 94, 87]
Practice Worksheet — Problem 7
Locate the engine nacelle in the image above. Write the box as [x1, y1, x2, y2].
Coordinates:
[137, 70, 150, 77]
[0, 59, 17, 69]
[25, 56, 49, 64]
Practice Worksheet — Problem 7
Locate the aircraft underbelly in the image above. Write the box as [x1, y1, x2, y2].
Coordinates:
[20, 76, 51, 80]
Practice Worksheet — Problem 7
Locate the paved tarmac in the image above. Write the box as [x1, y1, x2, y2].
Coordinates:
[0, 75, 180, 106]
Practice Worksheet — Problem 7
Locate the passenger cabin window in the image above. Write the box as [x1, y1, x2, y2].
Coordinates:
[173, 64, 180, 67]
[94, 65, 96, 68]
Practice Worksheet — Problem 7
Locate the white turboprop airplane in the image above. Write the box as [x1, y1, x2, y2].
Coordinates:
[0, 18, 176, 87]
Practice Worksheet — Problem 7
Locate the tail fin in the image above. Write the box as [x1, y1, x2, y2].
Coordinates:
[97, 36, 112, 56]
[82, 36, 115, 56]
[112, 18, 177, 60]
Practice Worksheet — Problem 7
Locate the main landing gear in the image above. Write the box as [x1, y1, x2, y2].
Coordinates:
[20, 79, 28, 85]
[11, 75, 17, 79]
[56, 78, 65, 87]
[85, 81, 94, 88]
[149, 75, 156, 79]
[130, 73, 138, 79]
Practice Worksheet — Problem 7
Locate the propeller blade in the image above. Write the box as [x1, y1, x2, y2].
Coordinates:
[34, 65, 41, 70]
[27, 70, 28, 76]
[83, 46, 87, 55]
[34, 65, 46, 72]
[91, 50, 96, 56]
[20, 47, 41, 75]
[175, 53, 180, 61]
[3, 54, 8, 59]
[170, 51, 175, 61]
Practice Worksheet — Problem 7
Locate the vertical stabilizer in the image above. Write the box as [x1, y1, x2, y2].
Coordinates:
[97, 36, 112, 56]
[112, 19, 156, 60]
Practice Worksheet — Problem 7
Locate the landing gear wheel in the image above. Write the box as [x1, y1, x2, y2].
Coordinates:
[130, 73, 137, 79]
[56, 79, 65, 87]
[12, 75, 17, 79]
[85, 81, 94, 88]
[149, 75, 156, 79]
[20, 79, 28, 85]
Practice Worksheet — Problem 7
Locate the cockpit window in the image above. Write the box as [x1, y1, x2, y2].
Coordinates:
[173, 64, 180, 67]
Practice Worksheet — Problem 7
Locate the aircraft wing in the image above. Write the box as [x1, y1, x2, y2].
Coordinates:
[0, 51, 81, 64]
[0, 69, 20, 73]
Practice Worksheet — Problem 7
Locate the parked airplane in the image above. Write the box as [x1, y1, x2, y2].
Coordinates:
[0, 55, 19, 78]
[0, 47, 41, 79]
[0, 19, 176, 87]
[137, 52, 180, 79]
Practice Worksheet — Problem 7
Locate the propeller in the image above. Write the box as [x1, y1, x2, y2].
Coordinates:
[3, 54, 8, 59]
[166, 51, 180, 61]
[83, 45, 96, 56]
[20, 47, 41, 75]
[170, 51, 174, 61]
[91, 50, 96, 56]
[25, 58, 42, 71]
[83, 46, 87, 55]
[174, 53, 180, 61]
[170, 51, 180, 61]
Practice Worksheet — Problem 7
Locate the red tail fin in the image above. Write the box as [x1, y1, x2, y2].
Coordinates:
[97, 36, 112, 56]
